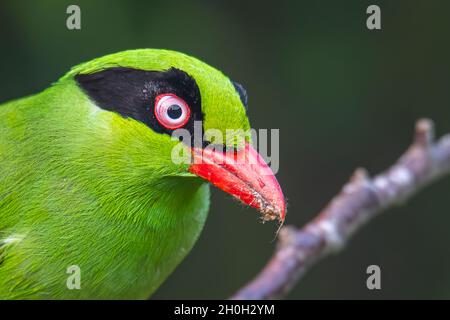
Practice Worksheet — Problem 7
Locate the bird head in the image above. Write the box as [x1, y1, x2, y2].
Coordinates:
[64, 49, 285, 222]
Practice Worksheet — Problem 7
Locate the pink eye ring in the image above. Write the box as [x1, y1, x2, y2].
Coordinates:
[154, 94, 191, 129]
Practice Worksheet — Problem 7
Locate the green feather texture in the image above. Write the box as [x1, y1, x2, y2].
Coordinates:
[0, 49, 250, 299]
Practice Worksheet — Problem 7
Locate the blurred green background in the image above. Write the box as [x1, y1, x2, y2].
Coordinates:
[1, 0, 450, 299]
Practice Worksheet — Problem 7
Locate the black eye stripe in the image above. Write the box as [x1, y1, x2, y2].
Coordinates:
[75, 67, 203, 136]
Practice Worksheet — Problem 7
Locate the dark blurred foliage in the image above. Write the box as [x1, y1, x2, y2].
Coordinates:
[1, 0, 450, 299]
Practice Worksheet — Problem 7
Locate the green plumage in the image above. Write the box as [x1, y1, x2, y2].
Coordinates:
[0, 49, 249, 298]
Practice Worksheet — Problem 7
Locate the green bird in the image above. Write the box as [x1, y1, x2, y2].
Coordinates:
[0, 49, 285, 299]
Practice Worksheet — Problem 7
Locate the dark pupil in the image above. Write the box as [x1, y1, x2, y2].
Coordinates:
[167, 104, 182, 119]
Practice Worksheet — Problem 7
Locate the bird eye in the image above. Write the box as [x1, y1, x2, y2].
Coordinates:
[154, 94, 191, 129]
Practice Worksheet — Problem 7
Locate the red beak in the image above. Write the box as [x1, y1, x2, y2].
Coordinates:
[188, 142, 286, 222]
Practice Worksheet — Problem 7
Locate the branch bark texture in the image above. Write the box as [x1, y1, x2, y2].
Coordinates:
[231, 119, 450, 299]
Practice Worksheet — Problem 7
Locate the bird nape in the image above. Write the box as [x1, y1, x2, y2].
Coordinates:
[0, 49, 285, 299]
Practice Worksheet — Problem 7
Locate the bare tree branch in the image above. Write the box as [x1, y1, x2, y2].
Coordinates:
[231, 119, 450, 300]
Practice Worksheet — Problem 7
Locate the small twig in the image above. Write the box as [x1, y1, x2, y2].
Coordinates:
[231, 119, 450, 300]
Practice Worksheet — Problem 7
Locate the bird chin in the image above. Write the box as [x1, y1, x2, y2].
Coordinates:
[188, 142, 286, 222]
